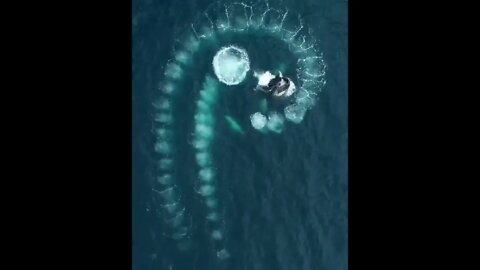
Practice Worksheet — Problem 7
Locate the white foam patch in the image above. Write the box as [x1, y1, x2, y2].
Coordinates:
[152, 98, 171, 110]
[196, 152, 212, 167]
[158, 158, 173, 170]
[154, 113, 173, 124]
[200, 89, 217, 104]
[266, 112, 285, 133]
[154, 127, 171, 140]
[250, 112, 267, 130]
[284, 104, 307, 124]
[217, 248, 230, 260]
[185, 35, 200, 52]
[193, 139, 210, 150]
[199, 184, 215, 196]
[254, 70, 275, 87]
[212, 45, 250, 85]
[206, 198, 218, 208]
[165, 62, 183, 79]
[154, 141, 171, 154]
[199, 167, 215, 182]
[161, 82, 175, 94]
[296, 94, 315, 108]
[175, 50, 190, 64]
[195, 123, 214, 138]
[211, 229, 223, 240]
[196, 100, 210, 112]
[195, 113, 214, 125]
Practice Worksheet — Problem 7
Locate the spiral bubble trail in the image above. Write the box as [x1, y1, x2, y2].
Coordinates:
[193, 75, 230, 259]
[151, 43, 193, 252]
[149, 0, 327, 261]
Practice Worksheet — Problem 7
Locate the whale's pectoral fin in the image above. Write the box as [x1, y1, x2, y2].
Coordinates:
[224, 115, 245, 135]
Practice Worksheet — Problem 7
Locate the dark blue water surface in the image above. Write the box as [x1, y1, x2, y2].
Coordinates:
[133, 0, 347, 269]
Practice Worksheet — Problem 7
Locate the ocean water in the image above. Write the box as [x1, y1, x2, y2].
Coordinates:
[132, 0, 347, 269]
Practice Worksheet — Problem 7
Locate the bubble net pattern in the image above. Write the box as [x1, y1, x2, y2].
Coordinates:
[150, 0, 327, 261]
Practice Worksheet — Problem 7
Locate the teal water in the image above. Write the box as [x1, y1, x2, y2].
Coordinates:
[133, 0, 347, 269]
